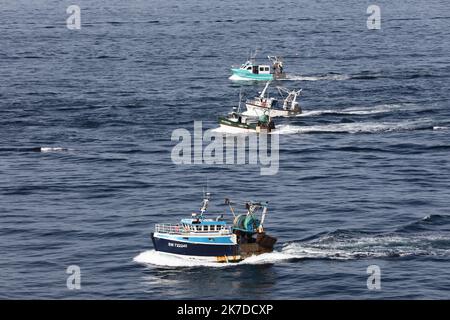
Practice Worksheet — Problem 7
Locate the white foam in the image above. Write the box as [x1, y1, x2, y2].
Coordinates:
[274, 119, 429, 135]
[433, 126, 449, 131]
[239, 252, 297, 264]
[134, 250, 227, 268]
[284, 74, 351, 81]
[39, 147, 70, 152]
[210, 126, 251, 134]
[211, 126, 278, 135]
[134, 231, 450, 268]
[133, 250, 295, 268]
[298, 104, 409, 117]
[339, 104, 405, 115]
[228, 74, 255, 81]
[282, 234, 450, 259]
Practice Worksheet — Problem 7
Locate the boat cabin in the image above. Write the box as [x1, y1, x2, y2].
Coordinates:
[240, 61, 271, 75]
[180, 218, 229, 233]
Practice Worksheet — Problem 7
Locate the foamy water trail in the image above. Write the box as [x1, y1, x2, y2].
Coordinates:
[134, 230, 450, 268]
[284, 74, 351, 81]
[274, 118, 433, 135]
[210, 126, 256, 135]
[283, 233, 450, 259]
[39, 147, 71, 152]
[433, 126, 449, 131]
[134, 251, 229, 268]
[134, 250, 297, 268]
[298, 103, 415, 117]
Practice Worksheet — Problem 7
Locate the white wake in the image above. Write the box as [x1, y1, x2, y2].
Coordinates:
[39, 147, 72, 152]
[433, 126, 449, 131]
[273, 118, 432, 135]
[298, 103, 411, 117]
[134, 231, 450, 268]
[283, 74, 351, 81]
[133, 250, 297, 268]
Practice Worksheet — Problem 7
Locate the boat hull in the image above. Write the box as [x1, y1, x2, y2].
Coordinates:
[152, 251, 241, 263]
[218, 116, 273, 133]
[230, 68, 274, 81]
[151, 232, 277, 263]
[218, 124, 255, 133]
[151, 233, 239, 257]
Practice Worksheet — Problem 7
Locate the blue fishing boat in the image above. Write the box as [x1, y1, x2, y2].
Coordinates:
[151, 192, 277, 262]
[229, 52, 286, 81]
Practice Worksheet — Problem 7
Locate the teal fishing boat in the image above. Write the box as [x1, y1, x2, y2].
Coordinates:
[230, 53, 286, 81]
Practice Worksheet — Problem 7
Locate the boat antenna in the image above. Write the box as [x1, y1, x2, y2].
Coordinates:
[199, 179, 211, 217]
[200, 188, 210, 216]
[250, 48, 259, 63]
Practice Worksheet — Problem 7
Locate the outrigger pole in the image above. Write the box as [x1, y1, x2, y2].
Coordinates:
[224, 198, 236, 218]
[258, 202, 269, 233]
[277, 86, 302, 111]
[259, 81, 271, 99]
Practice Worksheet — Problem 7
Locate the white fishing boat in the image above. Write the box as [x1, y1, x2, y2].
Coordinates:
[243, 81, 302, 117]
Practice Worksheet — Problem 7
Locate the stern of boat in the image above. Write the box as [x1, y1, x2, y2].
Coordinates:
[239, 232, 277, 259]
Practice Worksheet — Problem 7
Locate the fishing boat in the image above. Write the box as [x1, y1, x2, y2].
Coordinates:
[244, 81, 302, 117]
[218, 110, 275, 133]
[229, 51, 286, 81]
[151, 192, 277, 263]
[218, 93, 276, 133]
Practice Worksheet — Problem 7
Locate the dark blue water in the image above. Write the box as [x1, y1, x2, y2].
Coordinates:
[1, 0, 450, 299]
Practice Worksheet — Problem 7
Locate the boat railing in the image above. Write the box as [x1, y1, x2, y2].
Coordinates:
[154, 223, 232, 235]
[154, 223, 184, 234]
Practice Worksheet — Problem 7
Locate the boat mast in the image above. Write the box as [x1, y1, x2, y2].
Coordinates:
[277, 86, 302, 110]
[200, 189, 210, 216]
[268, 56, 283, 74]
[259, 81, 271, 99]
[249, 48, 259, 64]
[237, 89, 243, 113]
